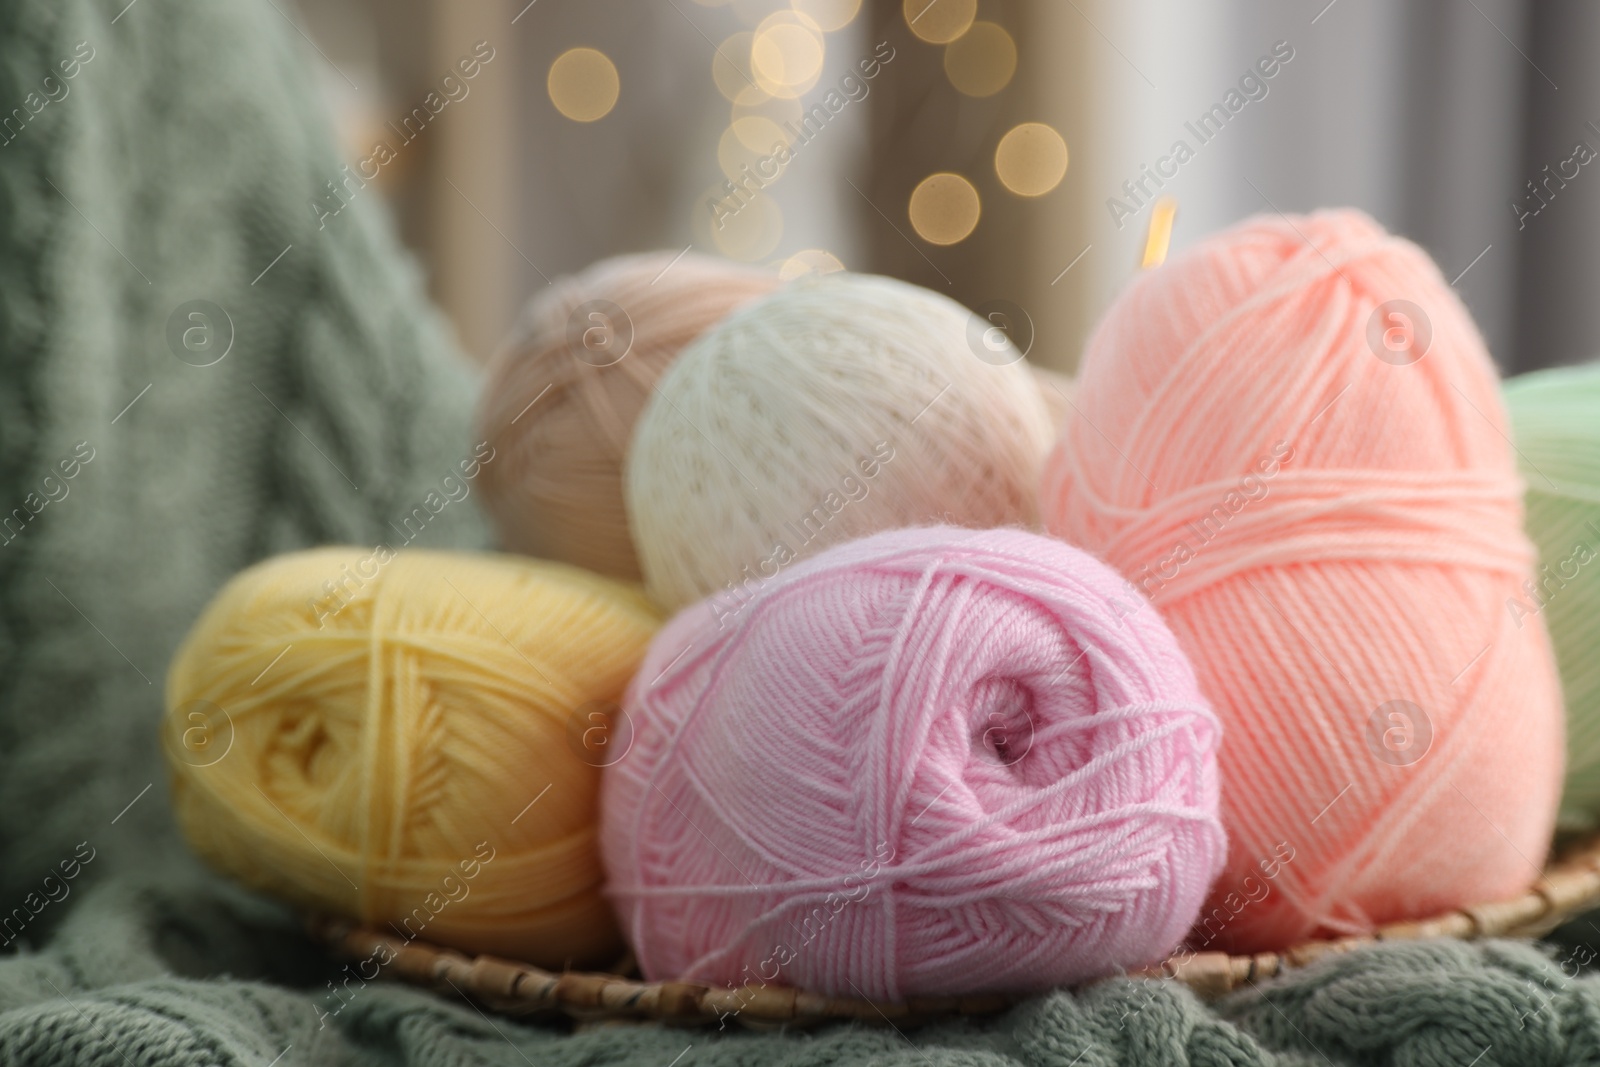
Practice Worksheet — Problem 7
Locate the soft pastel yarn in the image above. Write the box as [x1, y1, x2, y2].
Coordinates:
[1040, 209, 1563, 951]
[477, 252, 781, 580]
[1506, 363, 1600, 828]
[602, 525, 1226, 999]
[626, 273, 1056, 612]
[163, 548, 659, 968]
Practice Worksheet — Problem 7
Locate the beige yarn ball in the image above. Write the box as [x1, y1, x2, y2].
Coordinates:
[476, 252, 781, 580]
[626, 272, 1057, 612]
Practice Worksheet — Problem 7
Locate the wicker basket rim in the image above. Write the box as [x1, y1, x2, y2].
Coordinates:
[308, 831, 1600, 1027]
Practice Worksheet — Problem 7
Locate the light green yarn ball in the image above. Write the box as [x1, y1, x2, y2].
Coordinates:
[1507, 363, 1600, 829]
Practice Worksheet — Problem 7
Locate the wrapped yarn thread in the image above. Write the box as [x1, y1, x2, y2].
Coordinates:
[1506, 363, 1600, 829]
[602, 525, 1226, 999]
[627, 272, 1056, 612]
[164, 548, 659, 968]
[1040, 209, 1563, 951]
[477, 252, 781, 580]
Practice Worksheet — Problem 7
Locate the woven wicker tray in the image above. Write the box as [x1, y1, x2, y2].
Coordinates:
[308, 831, 1600, 1028]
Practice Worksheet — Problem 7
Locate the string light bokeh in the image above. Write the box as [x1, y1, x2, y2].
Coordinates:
[306, 0, 1077, 361]
[537, 1, 1070, 271]
[546, 47, 620, 122]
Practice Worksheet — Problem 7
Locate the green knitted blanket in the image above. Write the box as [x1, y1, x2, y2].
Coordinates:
[2, 0, 1599, 1063]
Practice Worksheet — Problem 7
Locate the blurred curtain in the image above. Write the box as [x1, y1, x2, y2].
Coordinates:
[301, 0, 871, 362]
[294, 0, 522, 360]
[864, 0, 1600, 375]
[296, 0, 1600, 375]
[1516, 0, 1600, 371]
[858, 1, 1093, 373]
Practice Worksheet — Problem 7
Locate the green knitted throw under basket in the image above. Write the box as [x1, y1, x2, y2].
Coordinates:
[4, 0, 1600, 1064]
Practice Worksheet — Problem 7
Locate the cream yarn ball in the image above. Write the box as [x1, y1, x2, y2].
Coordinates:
[626, 272, 1056, 612]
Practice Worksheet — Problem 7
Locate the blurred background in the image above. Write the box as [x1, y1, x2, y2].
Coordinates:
[290, 0, 1598, 375]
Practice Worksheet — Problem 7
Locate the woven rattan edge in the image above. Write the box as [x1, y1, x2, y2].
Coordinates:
[305, 916, 986, 1027]
[306, 831, 1600, 1022]
[1127, 832, 1600, 999]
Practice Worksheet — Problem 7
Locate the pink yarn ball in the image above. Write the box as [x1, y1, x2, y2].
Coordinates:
[601, 525, 1226, 999]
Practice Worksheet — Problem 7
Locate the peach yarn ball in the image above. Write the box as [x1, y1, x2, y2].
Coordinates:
[1039, 209, 1563, 951]
[477, 252, 780, 579]
[627, 272, 1056, 612]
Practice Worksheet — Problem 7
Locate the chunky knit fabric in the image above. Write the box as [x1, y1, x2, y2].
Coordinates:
[7, 885, 1600, 1066]
[3, 0, 1600, 1064]
[0, 0, 489, 902]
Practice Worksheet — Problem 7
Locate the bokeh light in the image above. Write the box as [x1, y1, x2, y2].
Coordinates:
[791, 0, 862, 32]
[731, 114, 793, 154]
[751, 12, 826, 99]
[547, 47, 620, 122]
[712, 32, 766, 105]
[1142, 197, 1178, 269]
[908, 172, 980, 245]
[903, 0, 975, 44]
[995, 122, 1068, 196]
[779, 248, 846, 279]
[718, 117, 793, 180]
[696, 181, 785, 262]
[732, 93, 802, 130]
[944, 22, 1015, 97]
[731, 0, 775, 25]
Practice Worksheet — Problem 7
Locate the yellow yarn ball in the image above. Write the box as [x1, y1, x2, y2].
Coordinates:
[162, 547, 659, 969]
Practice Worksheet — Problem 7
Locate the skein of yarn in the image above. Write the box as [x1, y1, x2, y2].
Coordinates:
[1506, 362, 1600, 829]
[1040, 209, 1563, 952]
[602, 525, 1227, 1000]
[627, 273, 1057, 612]
[163, 548, 659, 968]
[477, 252, 781, 580]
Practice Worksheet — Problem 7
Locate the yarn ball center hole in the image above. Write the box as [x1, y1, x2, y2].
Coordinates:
[971, 676, 1037, 768]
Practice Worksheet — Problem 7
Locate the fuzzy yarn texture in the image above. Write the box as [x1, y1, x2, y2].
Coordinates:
[0, 0, 490, 928]
[1040, 209, 1564, 952]
[4, 0, 1599, 1060]
[603, 525, 1226, 999]
[165, 548, 658, 968]
[477, 252, 780, 581]
[15, 879, 1600, 1067]
[1506, 362, 1600, 829]
[626, 273, 1057, 612]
